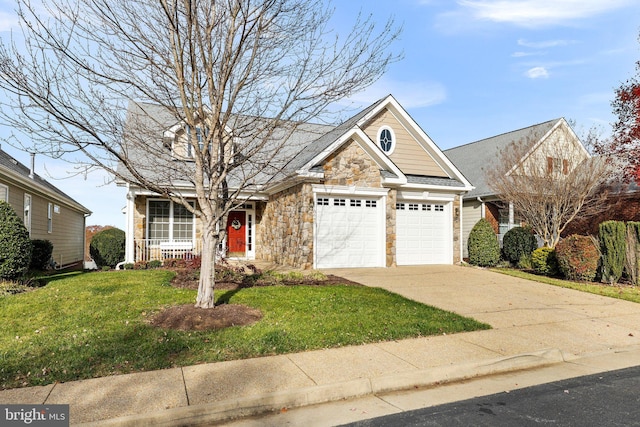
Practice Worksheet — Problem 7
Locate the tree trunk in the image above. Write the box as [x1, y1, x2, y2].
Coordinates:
[195, 223, 217, 308]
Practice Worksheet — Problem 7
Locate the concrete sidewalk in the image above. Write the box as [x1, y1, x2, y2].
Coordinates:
[2, 265, 640, 426]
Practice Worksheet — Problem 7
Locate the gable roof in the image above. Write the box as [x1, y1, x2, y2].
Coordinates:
[0, 147, 91, 214]
[283, 94, 472, 191]
[444, 119, 561, 199]
[118, 95, 472, 194]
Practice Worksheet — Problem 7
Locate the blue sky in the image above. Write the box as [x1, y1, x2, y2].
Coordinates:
[0, 0, 639, 227]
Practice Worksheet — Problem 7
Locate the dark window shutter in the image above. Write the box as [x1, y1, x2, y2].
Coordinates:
[563, 159, 569, 175]
[547, 157, 553, 174]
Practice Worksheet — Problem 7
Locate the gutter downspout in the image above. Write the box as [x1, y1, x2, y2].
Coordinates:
[82, 212, 91, 269]
[458, 192, 465, 264]
[477, 197, 485, 218]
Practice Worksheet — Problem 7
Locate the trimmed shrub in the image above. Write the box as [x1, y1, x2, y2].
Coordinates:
[468, 218, 500, 267]
[89, 228, 125, 268]
[502, 226, 537, 265]
[625, 222, 640, 285]
[134, 260, 149, 270]
[30, 239, 53, 270]
[599, 220, 626, 284]
[0, 201, 32, 280]
[531, 247, 558, 276]
[555, 235, 599, 282]
[148, 260, 162, 269]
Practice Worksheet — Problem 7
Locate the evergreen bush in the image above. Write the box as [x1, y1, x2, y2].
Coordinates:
[89, 227, 125, 268]
[502, 226, 537, 265]
[30, 239, 53, 270]
[531, 247, 558, 276]
[0, 201, 32, 279]
[467, 218, 500, 267]
[599, 220, 626, 284]
[555, 235, 599, 282]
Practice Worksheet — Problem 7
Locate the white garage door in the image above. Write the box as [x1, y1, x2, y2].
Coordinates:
[396, 202, 451, 265]
[315, 196, 384, 269]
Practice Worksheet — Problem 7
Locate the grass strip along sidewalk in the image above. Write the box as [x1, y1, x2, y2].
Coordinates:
[494, 268, 640, 304]
[0, 270, 490, 390]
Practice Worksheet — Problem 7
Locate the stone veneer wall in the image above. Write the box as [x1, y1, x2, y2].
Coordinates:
[133, 196, 147, 241]
[385, 189, 397, 267]
[256, 183, 315, 269]
[323, 139, 382, 187]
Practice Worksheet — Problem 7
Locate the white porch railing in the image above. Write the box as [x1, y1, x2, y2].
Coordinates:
[133, 239, 203, 263]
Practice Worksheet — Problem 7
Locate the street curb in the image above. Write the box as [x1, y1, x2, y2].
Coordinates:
[79, 349, 564, 426]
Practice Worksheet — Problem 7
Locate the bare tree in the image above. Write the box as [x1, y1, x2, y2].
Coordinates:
[0, 0, 400, 308]
[486, 124, 612, 248]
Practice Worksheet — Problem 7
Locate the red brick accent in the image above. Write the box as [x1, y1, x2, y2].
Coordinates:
[563, 194, 640, 236]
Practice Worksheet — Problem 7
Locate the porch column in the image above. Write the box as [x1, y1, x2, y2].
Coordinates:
[125, 187, 135, 263]
[508, 201, 515, 230]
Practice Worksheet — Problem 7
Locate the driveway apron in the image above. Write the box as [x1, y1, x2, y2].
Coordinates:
[323, 265, 640, 359]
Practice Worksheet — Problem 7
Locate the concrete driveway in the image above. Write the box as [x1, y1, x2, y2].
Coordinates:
[323, 265, 640, 359]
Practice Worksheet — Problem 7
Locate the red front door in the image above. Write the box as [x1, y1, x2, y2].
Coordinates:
[226, 211, 246, 256]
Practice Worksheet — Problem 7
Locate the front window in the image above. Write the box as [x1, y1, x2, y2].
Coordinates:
[148, 200, 194, 241]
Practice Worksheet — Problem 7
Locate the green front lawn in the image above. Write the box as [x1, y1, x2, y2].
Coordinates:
[0, 270, 489, 389]
[494, 268, 640, 303]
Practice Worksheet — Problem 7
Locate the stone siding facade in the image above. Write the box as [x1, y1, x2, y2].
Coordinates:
[256, 183, 315, 269]
[323, 140, 382, 187]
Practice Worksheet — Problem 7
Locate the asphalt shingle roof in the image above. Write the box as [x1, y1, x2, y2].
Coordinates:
[0, 147, 91, 213]
[444, 119, 560, 199]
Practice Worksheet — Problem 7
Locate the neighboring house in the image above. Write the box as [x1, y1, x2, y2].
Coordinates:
[444, 118, 589, 257]
[0, 145, 92, 269]
[117, 95, 473, 269]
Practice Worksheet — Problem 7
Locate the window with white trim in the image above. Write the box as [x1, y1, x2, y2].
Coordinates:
[24, 194, 32, 235]
[186, 125, 212, 159]
[47, 202, 53, 233]
[148, 200, 194, 241]
[316, 197, 329, 206]
[377, 126, 396, 155]
[0, 184, 7, 202]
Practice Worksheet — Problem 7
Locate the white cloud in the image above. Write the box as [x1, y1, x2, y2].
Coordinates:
[525, 67, 549, 79]
[517, 39, 576, 49]
[512, 51, 544, 58]
[457, 0, 635, 27]
[345, 78, 447, 109]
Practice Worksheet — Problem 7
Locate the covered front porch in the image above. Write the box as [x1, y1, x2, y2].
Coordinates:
[123, 188, 258, 263]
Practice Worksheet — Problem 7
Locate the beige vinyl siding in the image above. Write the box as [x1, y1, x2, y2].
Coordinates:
[363, 109, 448, 177]
[0, 176, 87, 267]
[461, 199, 483, 258]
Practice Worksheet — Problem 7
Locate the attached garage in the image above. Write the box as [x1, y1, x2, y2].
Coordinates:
[314, 195, 385, 269]
[396, 201, 452, 265]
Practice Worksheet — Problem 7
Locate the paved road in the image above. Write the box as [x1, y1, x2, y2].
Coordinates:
[340, 366, 640, 427]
